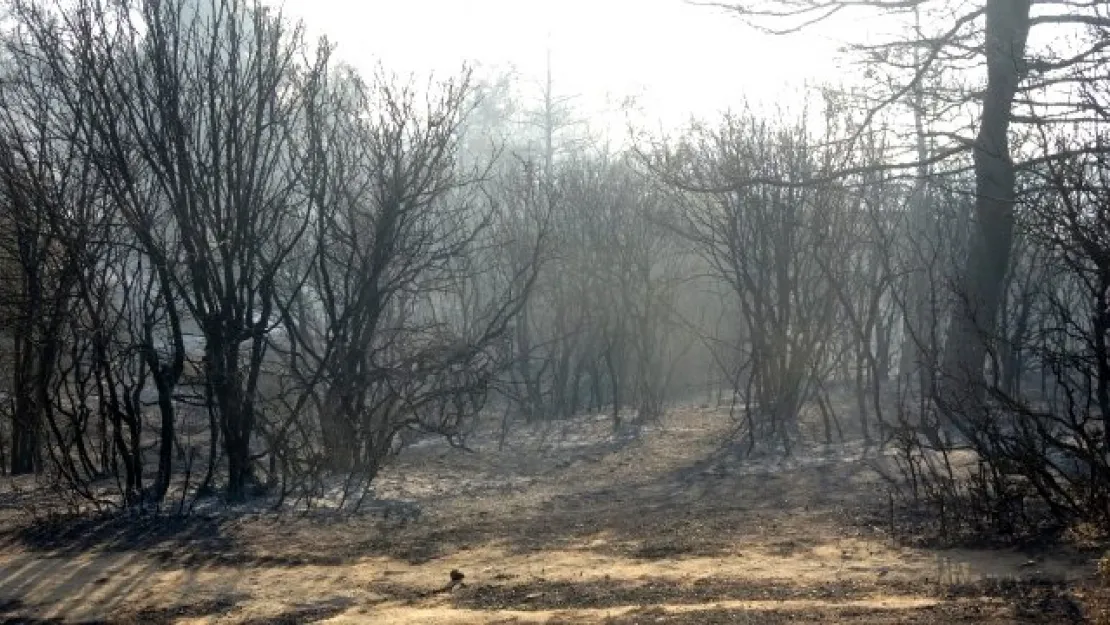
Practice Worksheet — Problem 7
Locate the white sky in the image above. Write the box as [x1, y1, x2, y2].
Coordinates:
[272, 0, 867, 129]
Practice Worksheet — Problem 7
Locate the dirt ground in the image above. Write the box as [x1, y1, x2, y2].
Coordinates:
[0, 407, 1105, 624]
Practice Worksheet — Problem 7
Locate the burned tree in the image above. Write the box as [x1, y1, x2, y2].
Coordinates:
[10, 0, 334, 500]
[276, 67, 526, 481]
[651, 112, 854, 452]
[0, 47, 96, 476]
[709, 0, 1110, 436]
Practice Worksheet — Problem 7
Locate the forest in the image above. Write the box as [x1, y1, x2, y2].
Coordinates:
[0, 0, 1110, 623]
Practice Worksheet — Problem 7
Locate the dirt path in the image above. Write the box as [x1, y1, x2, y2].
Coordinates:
[0, 409, 1101, 623]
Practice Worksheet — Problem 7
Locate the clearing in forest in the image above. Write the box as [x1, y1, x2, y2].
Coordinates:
[0, 407, 1102, 624]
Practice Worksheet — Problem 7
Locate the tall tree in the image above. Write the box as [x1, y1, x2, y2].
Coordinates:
[703, 0, 1108, 433]
[17, 0, 333, 499]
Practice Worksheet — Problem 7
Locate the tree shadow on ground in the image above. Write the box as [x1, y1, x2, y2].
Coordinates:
[945, 576, 1086, 624]
[448, 577, 926, 611]
[0, 550, 165, 622]
[236, 597, 355, 625]
[0, 511, 254, 572]
[353, 442, 882, 565]
[0, 598, 108, 624]
[115, 595, 245, 625]
[5, 512, 229, 556]
[112, 595, 350, 625]
[113, 594, 352, 625]
[0, 509, 348, 569]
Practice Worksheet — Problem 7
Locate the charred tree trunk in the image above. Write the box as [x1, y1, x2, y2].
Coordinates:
[515, 309, 543, 421]
[320, 386, 359, 472]
[206, 326, 254, 501]
[146, 269, 186, 503]
[605, 344, 622, 431]
[939, 0, 1032, 433]
[10, 379, 37, 475]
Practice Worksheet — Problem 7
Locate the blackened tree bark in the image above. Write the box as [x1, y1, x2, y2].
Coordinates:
[938, 1, 1031, 431]
[39, 0, 331, 500]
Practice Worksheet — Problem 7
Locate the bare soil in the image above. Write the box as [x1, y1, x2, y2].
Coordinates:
[0, 407, 1104, 624]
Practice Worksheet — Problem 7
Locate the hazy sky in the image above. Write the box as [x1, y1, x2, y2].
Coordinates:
[273, 0, 863, 129]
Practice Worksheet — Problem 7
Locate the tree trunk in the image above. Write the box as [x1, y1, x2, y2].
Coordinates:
[606, 346, 622, 431]
[10, 387, 36, 475]
[939, 0, 1032, 432]
[515, 310, 542, 420]
[899, 4, 936, 400]
[9, 272, 37, 475]
[320, 386, 358, 472]
[207, 329, 253, 501]
[149, 368, 178, 502]
[146, 270, 185, 504]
